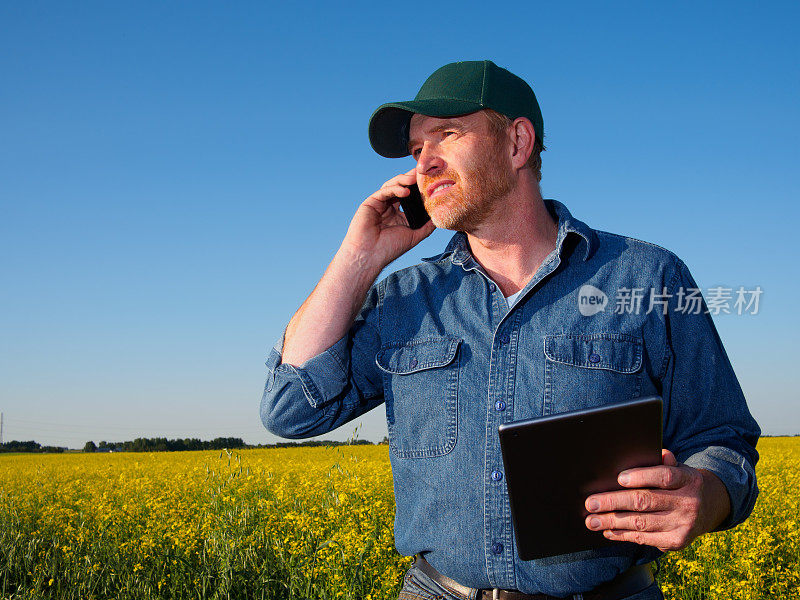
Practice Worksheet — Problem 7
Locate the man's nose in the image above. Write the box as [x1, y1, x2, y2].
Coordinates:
[415, 143, 444, 176]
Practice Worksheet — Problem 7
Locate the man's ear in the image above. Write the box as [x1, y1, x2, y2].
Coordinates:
[509, 117, 535, 170]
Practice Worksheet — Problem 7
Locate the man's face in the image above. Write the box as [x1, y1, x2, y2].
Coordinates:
[408, 111, 514, 232]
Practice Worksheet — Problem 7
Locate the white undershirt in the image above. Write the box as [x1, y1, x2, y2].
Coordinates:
[505, 289, 523, 309]
[486, 274, 524, 309]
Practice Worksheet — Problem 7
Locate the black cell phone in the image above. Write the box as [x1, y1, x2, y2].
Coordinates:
[398, 183, 431, 230]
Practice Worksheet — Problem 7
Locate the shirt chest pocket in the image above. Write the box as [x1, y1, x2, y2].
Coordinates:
[543, 333, 643, 415]
[376, 336, 461, 459]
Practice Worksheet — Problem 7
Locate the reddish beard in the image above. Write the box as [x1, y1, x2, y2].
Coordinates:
[420, 141, 515, 232]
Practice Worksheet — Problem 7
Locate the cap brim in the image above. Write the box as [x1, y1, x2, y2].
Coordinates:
[368, 99, 484, 158]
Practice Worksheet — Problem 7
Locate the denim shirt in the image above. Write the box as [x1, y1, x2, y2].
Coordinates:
[261, 199, 760, 596]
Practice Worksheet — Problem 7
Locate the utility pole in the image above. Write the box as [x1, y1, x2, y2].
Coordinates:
[1, 412, 4, 445]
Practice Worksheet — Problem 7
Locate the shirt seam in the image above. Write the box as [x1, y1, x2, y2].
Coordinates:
[328, 342, 347, 373]
[595, 229, 683, 261]
[658, 258, 685, 381]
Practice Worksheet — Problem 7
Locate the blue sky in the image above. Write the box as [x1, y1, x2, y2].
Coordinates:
[1, 2, 797, 448]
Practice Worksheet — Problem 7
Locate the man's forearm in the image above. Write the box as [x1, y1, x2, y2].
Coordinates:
[279, 166, 435, 367]
[280, 246, 383, 367]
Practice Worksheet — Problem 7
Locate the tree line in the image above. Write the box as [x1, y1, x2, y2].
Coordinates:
[0, 441, 66, 453]
[84, 437, 249, 453]
[0, 437, 383, 454]
[83, 437, 378, 452]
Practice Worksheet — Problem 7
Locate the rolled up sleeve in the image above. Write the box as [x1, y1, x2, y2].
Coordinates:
[683, 445, 758, 530]
[660, 259, 760, 530]
[260, 281, 385, 439]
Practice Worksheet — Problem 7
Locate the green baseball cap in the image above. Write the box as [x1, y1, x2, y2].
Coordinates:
[368, 60, 544, 158]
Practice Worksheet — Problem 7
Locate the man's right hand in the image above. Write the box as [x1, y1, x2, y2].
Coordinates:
[340, 168, 436, 271]
[280, 169, 436, 367]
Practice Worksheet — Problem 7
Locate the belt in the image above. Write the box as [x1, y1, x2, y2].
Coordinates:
[412, 554, 654, 600]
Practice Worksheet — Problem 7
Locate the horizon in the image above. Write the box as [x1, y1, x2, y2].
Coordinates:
[2, 433, 798, 454]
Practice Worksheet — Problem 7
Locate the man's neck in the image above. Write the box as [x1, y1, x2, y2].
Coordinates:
[464, 183, 558, 298]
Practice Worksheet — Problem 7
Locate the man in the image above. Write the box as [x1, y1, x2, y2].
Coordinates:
[261, 60, 760, 599]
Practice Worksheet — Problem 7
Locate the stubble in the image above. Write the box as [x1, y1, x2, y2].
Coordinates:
[421, 139, 515, 232]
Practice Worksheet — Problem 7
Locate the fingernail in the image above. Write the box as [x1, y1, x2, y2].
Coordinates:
[619, 472, 630, 485]
[588, 499, 599, 511]
[590, 518, 601, 529]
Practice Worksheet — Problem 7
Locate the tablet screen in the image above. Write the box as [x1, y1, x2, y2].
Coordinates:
[498, 396, 663, 560]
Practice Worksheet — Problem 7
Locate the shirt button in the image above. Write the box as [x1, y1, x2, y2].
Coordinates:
[491, 470, 503, 481]
[410, 358, 418, 368]
[589, 353, 601, 363]
[491, 542, 504, 555]
[495, 400, 506, 411]
[489, 283, 496, 292]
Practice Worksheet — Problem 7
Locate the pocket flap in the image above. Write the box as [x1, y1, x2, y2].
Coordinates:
[544, 333, 642, 373]
[376, 337, 461, 375]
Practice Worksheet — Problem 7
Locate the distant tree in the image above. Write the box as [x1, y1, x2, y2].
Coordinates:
[209, 437, 245, 450]
[0, 440, 41, 453]
[83, 441, 97, 453]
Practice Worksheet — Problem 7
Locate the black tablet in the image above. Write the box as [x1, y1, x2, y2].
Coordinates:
[498, 396, 663, 560]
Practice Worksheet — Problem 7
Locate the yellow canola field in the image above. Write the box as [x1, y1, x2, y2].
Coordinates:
[0, 445, 406, 600]
[659, 436, 800, 599]
[0, 438, 797, 600]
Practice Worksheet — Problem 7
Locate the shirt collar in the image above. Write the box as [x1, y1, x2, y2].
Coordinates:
[421, 199, 598, 265]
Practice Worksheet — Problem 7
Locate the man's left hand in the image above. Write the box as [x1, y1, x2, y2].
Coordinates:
[584, 449, 731, 552]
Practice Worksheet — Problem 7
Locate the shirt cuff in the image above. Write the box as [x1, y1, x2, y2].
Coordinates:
[682, 445, 758, 530]
[265, 332, 350, 409]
